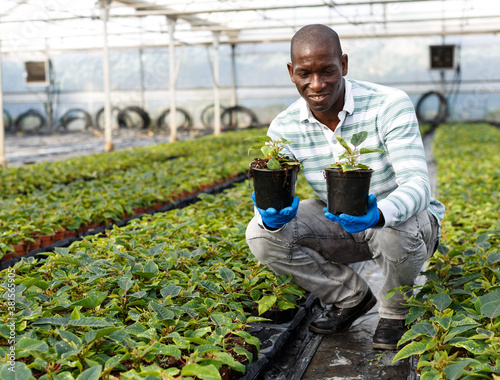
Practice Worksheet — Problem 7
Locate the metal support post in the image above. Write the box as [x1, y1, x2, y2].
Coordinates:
[213, 32, 221, 135]
[0, 21, 7, 167]
[99, 0, 114, 152]
[168, 17, 177, 142]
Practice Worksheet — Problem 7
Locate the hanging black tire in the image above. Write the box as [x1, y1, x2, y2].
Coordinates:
[15, 109, 46, 133]
[94, 106, 121, 131]
[60, 108, 93, 131]
[3, 109, 13, 133]
[117, 106, 151, 129]
[156, 107, 193, 132]
[200, 103, 226, 131]
[416, 91, 448, 126]
[220, 105, 259, 131]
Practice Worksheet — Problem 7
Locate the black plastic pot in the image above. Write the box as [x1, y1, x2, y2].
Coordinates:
[324, 167, 373, 216]
[250, 166, 299, 211]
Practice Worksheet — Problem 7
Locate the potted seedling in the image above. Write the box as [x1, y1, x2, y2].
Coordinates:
[245, 136, 301, 211]
[324, 131, 386, 215]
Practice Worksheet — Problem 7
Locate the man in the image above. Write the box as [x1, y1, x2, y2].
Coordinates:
[245, 24, 444, 350]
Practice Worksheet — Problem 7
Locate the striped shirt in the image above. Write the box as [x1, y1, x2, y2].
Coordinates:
[267, 78, 445, 228]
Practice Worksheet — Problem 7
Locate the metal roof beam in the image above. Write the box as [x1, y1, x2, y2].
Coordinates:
[125, 0, 441, 17]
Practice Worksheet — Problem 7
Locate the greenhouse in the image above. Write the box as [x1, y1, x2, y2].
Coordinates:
[0, 1, 499, 379]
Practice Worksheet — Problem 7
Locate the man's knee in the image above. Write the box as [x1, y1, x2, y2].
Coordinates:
[246, 217, 292, 265]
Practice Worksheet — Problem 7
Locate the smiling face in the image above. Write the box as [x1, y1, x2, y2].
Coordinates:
[287, 28, 348, 128]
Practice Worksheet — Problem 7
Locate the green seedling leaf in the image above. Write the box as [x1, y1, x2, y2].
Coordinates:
[219, 268, 235, 283]
[148, 243, 166, 256]
[392, 341, 427, 362]
[68, 318, 110, 328]
[276, 273, 293, 287]
[487, 251, 500, 265]
[335, 136, 353, 155]
[210, 313, 232, 327]
[149, 302, 175, 320]
[267, 157, 281, 170]
[54, 247, 70, 256]
[444, 359, 473, 380]
[76, 365, 102, 380]
[15, 338, 48, 352]
[431, 292, 452, 311]
[453, 273, 482, 288]
[85, 327, 120, 344]
[59, 329, 82, 346]
[359, 147, 386, 155]
[258, 295, 277, 315]
[72, 290, 108, 309]
[406, 307, 427, 325]
[160, 285, 182, 298]
[118, 274, 134, 291]
[181, 363, 220, 380]
[453, 339, 489, 355]
[33, 317, 69, 326]
[481, 300, 500, 319]
[411, 322, 437, 337]
[430, 316, 452, 330]
[1, 362, 32, 380]
[53, 257, 81, 266]
[149, 342, 181, 357]
[350, 131, 368, 146]
[199, 280, 221, 294]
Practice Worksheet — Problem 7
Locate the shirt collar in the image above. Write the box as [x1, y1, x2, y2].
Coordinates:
[299, 78, 354, 124]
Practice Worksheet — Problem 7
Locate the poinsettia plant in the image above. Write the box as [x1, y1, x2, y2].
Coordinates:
[331, 131, 386, 172]
[245, 135, 302, 170]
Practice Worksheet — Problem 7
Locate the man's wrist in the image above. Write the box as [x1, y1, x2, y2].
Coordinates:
[373, 209, 385, 228]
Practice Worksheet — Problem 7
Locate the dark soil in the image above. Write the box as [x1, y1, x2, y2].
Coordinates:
[249, 157, 300, 171]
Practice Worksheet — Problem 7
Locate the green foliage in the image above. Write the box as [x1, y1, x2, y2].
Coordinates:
[245, 135, 301, 170]
[392, 123, 500, 379]
[330, 131, 386, 172]
[0, 178, 312, 379]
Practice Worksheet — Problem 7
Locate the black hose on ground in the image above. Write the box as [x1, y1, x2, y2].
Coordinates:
[220, 105, 260, 130]
[60, 108, 93, 131]
[94, 106, 121, 131]
[117, 106, 151, 129]
[15, 109, 46, 133]
[156, 107, 193, 131]
[416, 91, 448, 127]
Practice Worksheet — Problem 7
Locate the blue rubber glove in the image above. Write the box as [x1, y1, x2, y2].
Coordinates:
[323, 194, 380, 233]
[252, 192, 300, 229]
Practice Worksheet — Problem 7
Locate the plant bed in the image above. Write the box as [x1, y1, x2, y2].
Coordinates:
[391, 123, 500, 379]
[0, 180, 316, 379]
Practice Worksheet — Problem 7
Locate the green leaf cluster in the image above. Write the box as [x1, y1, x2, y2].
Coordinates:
[331, 131, 386, 172]
[392, 123, 500, 379]
[0, 177, 315, 379]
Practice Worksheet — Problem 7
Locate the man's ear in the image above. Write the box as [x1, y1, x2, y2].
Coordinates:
[342, 54, 348, 76]
[287, 62, 296, 83]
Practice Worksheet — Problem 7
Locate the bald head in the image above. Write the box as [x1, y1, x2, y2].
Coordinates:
[291, 24, 343, 63]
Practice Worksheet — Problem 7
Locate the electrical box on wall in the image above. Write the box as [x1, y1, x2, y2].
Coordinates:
[429, 45, 456, 70]
[24, 60, 51, 86]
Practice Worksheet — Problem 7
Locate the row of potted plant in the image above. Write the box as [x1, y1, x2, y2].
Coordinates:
[0, 129, 268, 260]
[0, 140, 195, 198]
[0, 178, 314, 379]
[392, 123, 500, 379]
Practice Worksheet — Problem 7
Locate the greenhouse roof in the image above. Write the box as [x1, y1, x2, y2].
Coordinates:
[1, 0, 500, 55]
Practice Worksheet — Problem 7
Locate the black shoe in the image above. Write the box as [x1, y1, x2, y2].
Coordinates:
[372, 318, 407, 350]
[309, 289, 377, 334]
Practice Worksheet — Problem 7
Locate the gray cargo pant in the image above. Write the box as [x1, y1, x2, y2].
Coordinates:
[246, 198, 440, 320]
